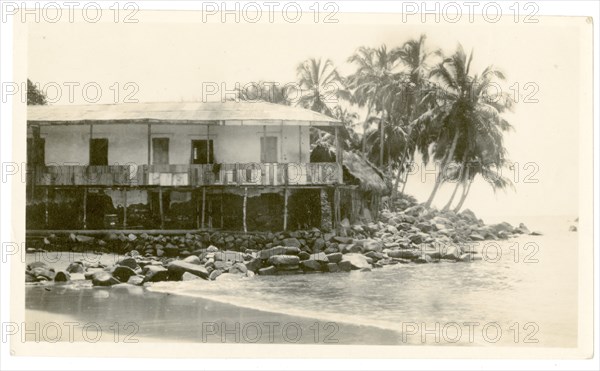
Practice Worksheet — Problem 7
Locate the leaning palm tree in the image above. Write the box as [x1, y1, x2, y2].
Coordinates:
[296, 58, 347, 117]
[418, 44, 513, 208]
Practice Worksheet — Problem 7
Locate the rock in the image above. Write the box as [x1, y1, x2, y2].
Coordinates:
[408, 233, 426, 244]
[333, 236, 352, 244]
[128, 233, 137, 241]
[66, 262, 85, 274]
[459, 209, 478, 221]
[54, 271, 71, 282]
[244, 258, 263, 272]
[364, 251, 384, 261]
[341, 253, 372, 270]
[209, 269, 223, 280]
[338, 261, 352, 272]
[309, 252, 329, 263]
[129, 250, 140, 257]
[268, 255, 300, 268]
[284, 246, 301, 255]
[30, 267, 55, 280]
[84, 268, 104, 280]
[386, 225, 398, 234]
[112, 266, 137, 282]
[214, 261, 231, 270]
[514, 223, 531, 234]
[414, 254, 432, 264]
[230, 262, 248, 274]
[326, 263, 340, 273]
[25, 272, 37, 283]
[183, 255, 201, 265]
[312, 238, 326, 252]
[360, 239, 383, 253]
[92, 272, 120, 286]
[168, 260, 209, 280]
[163, 243, 179, 257]
[442, 245, 461, 260]
[28, 261, 47, 270]
[259, 246, 288, 260]
[529, 231, 543, 236]
[206, 245, 219, 252]
[568, 225, 577, 232]
[127, 275, 145, 286]
[298, 251, 310, 261]
[469, 233, 485, 241]
[301, 259, 322, 271]
[246, 271, 255, 278]
[282, 238, 301, 248]
[387, 250, 417, 259]
[117, 257, 138, 270]
[326, 252, 343, 264]
[75, 235, 94, 243]
[490, 222, 514, 234]
[416, 222, 433, 232]
[339, 243, 361, 254]
[182, 272, 202, 281]
[258, 266, 277, 275]
[143, 265, 169, 282]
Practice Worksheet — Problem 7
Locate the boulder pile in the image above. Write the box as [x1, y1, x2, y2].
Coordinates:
[26, 203, 539, 285]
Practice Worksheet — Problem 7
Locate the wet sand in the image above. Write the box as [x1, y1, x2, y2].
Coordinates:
[25, 284, 402, 345]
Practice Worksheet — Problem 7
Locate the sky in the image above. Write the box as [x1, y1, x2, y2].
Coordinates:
[26, 11, 591, 222]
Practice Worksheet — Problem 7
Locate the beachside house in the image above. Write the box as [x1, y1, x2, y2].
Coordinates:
[26, 101, 386, 231]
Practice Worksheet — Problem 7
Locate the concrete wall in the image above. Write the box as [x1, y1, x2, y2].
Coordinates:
[33, 122, 311, 165]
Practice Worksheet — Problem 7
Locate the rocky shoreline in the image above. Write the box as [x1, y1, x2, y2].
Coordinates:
[26, 201, 541, 286]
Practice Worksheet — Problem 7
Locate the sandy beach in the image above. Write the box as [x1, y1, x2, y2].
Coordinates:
[25, 284, 401, 345]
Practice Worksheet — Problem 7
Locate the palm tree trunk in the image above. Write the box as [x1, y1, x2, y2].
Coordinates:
[453, 178, 473, 213]
[442, 150, 468, 211]
[442, 179, 461, 211]
[362, 102, 373, 158]
[379, 111, 385, 167]
[400, 170, 409, 195]
[425, 129, 459, 207]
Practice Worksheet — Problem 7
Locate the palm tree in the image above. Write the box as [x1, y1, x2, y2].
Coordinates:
[296, 58, 347, 116]
[389, 35, 440, 201]
[347, 45, 400, 164]
[452, 161, 514, 212]
[417, 44, 513, 208]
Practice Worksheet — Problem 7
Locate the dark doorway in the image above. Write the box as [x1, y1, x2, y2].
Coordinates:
[86, 191, 116, 229]
[152, 138, 170, 165]
[191, 140, 214, 164]
[260, 136, 278, 163]
[89, 138, 108, 166]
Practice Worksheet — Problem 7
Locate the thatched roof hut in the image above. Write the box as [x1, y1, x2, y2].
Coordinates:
[342, 151, 389, 194]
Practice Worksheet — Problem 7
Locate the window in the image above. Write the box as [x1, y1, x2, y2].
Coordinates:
[89, 138, 108, 166]
[260, 136, 278, 163]
[27, 137, 45, 165]
[191, 139, 214, 164]
[152, 137, 170, 165]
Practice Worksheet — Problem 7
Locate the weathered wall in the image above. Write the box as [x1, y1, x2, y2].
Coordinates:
[33, 122, 310, 166]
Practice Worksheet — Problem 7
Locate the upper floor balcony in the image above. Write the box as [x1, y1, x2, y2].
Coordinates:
[27, 162, 343, 187]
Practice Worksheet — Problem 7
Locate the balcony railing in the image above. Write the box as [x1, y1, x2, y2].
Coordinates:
[28, 162, 342, 187]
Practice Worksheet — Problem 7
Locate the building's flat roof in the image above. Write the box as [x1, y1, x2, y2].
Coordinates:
[27, 101, 341, 126]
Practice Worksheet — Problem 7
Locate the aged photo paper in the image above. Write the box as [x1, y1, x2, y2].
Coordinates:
[1, 1, 597, 367]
